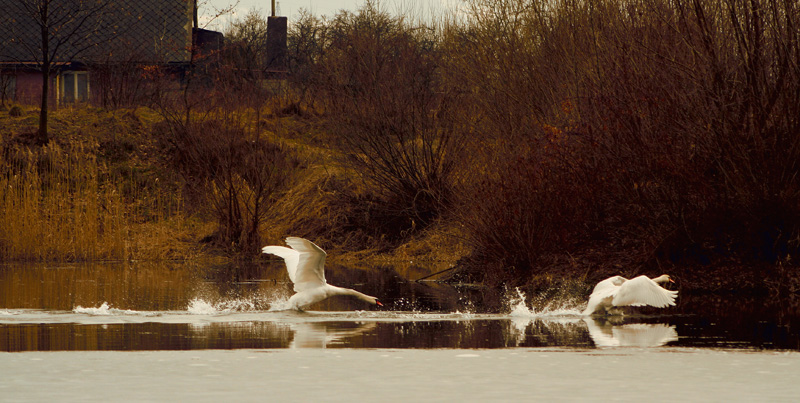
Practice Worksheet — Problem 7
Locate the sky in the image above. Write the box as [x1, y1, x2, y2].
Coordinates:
[202, 0, 462, 30]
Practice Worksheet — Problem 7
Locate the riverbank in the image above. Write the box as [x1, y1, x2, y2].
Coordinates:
[3, 104, 800, 298]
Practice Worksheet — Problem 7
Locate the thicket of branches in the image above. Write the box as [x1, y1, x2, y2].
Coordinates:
[21, 0, 794, 275]
[276, 0, 800, 281]
[149, 30, 299, 256]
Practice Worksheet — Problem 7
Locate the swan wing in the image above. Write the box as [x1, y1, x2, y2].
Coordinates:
[583, 276, 626, 315]
[592, 276, 626, 293]
[285, 237, 327, 292]
[262, 245, 300, 283]
[612, 275, 678, 308]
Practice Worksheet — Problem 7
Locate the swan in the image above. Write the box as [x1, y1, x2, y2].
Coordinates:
[262, 237, 383, 311]
[582, 274, 677, 316]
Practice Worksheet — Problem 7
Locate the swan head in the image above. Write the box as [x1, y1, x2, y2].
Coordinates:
[653, 274, 674, 284]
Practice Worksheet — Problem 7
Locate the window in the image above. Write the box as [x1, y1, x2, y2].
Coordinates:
[59, 71, 89, 103]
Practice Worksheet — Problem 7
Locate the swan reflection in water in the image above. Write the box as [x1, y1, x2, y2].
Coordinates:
[290, 322, 377, 349]
[583, 317, 678, 347]
[507, 316, 678, 348]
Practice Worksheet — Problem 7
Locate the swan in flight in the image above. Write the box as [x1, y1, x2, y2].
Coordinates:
[582, 274, 677, 316]
[262, 237, 383, 311]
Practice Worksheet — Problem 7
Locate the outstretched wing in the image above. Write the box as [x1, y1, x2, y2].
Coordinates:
[284, 237, 327, 292]
[583, 276, 626, 315]
[612, 275, 678, 308]
[262, 245, 300, 283]
[263, 237, 328, 292]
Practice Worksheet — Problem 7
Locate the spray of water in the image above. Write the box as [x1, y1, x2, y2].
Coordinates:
[186, 289, 292, 314]
[505, 287, 584, 318]
[73, 302, 145, 316]
[508, 288, 535, 317]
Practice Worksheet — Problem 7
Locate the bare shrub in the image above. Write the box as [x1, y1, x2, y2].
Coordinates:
[89, 61, 151, 109]
[445, 0, 800, 283]
[310, 4, 468, 239]
[286, 10, 328, 111]
[575, 0, 800, 263]
[223, 9, 270, 81]
[155, 115, 299, 256]
[456, 133, 592, 283]
[153, 43, 299, 255]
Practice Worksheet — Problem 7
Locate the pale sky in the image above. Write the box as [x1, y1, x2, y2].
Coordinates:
[202, 0, 463, 30]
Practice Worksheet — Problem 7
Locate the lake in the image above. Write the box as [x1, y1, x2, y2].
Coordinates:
[1, 262, 799, 401]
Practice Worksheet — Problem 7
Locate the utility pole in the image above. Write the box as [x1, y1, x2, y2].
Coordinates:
[271, 0, 276, 17]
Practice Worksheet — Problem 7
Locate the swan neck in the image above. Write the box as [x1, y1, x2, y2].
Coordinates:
[652, 275, 670, 284]
[332, 286, 376, 303]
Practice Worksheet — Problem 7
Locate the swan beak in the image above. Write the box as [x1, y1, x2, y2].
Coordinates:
[669, 278, 675, 283]
[376, 300, 384, 307]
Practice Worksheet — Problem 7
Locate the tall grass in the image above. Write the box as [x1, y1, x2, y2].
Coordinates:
[0, 106, 199, 262]
[0, 143, 127, 261]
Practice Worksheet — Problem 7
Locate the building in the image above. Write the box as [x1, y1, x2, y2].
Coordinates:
[0, 0, 223, 106]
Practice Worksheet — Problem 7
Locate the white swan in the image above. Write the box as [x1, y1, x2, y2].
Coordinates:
[582, 274, 677, 315]
[262, 237, 383, 311]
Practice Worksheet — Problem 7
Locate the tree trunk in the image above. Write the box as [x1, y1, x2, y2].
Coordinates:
[38, 3, 50, 145]
[38, 68, 49, 144]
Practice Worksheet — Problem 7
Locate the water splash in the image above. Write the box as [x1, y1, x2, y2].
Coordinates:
[186, 293, 292, 314]
[508, 288, 536, 317]
[186, 297, 259, 314]
[73, 302, 145, 316]
[534, 293, 584, 317]
[391, 297, 426, 313]
[266, 297, 292, 311]
[187, 298, 218, 315]
[74, 302, 113, 315]
[505, 288, 584, 318]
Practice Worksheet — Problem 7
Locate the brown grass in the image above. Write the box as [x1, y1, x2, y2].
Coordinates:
[0, 106, 203, 262]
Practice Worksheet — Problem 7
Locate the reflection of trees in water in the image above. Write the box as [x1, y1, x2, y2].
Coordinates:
[370, 320, 505, 348]
[2, 321, 295, 352]
[505, 318, 593, 348]
[189, 322, 294, 349]
[0, 262, 197, 311]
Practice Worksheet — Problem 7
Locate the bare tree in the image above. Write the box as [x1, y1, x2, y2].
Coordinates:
[2, 0, 116, 144]
[224, 9, 270, 75]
